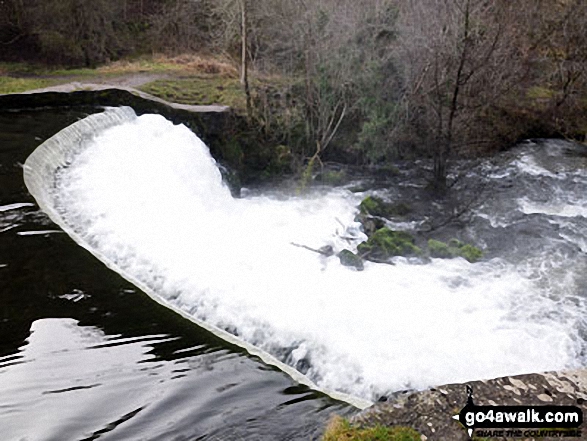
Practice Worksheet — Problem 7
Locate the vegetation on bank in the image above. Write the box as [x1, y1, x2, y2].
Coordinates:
[322, 416, 421, 441]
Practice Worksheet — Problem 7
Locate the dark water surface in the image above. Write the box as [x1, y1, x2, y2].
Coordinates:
[0, 109, 350, 441]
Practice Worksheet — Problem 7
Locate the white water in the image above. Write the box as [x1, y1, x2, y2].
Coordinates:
[52, 111, 586, 401]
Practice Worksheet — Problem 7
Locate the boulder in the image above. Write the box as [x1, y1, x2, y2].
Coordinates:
[358, 228, 422, 260]
[338, 249, 364, 271]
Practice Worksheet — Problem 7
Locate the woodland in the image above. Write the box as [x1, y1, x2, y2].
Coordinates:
[2, 0, 587, 187]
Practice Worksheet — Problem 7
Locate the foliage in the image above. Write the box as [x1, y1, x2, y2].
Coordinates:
[2, 0, 587, 183]
[322, 416, 420, 441]
[319, 170, 347, 186]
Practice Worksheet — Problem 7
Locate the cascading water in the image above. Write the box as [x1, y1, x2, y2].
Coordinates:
[26, 107, 587, 404]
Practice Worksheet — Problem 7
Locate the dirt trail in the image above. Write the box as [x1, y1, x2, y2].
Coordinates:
[3, 72, 229, 113]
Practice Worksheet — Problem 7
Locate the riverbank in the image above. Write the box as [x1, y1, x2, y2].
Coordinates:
[0, 54, 243, 108]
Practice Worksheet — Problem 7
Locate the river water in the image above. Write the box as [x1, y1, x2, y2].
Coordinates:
[0, 108, 348, 441]
[2, 107, 587, 439]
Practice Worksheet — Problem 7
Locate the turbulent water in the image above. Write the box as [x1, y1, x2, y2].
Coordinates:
[49, 108, 587, 403]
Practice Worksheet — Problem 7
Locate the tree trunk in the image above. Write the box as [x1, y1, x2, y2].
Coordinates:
[240, 0, 252, 119]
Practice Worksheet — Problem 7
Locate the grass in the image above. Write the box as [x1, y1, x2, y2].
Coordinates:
[0, 53, 289, 114]
[138, 76, 246, 110]
[0, 77, 61, 94]
[0, 54, 237, 78]
[322, 416, 421, 441]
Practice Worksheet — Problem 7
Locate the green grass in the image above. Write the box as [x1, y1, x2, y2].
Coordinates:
[139, 76, 246, 110]
[0, 53, 238, 80]
[322, 416, 421, 441]
[0, 76, 61, 94]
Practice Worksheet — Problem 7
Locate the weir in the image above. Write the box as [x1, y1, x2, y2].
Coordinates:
[23, 107, 587, 414]
[22, 107, 371, 410]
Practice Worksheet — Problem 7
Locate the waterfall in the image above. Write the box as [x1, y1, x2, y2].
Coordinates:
[25, 107, 587, 405]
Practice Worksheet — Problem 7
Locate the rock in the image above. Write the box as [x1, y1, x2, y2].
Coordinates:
[351, 368, 587, 441]
[427, 239, 456, 258]
[359, 196, 412, 218]
[217, 162, 241, 198]
[356, 214, 386, 236]
[338, 249, 364, 271]
[458, 244, 483, 263]
[427, 238, 483, 263]
[358, 228, 422, 260]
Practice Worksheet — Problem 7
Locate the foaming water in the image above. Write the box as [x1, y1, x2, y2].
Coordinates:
[51, 112, 586, 401]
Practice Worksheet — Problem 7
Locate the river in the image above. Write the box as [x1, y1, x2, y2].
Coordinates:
[1, 106, 587, 439]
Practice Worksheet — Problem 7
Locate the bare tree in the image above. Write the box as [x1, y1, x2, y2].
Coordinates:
[397, 0, 523, 189]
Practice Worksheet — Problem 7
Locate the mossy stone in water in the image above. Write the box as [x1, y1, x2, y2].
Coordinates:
[359, 196, 388, 217]
[358, 228, 421, 260]
[428, 238, 483, 263]
[338, 249, 364, 271]
[359, 196, 411, 218]
[458, 244, 483, 263]
[428, 239, 455, 258]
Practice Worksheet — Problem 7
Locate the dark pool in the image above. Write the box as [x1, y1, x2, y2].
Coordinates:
[0, 108, 352, 440]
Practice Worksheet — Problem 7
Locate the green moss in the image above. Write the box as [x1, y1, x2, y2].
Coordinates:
[459, 244, 483, 263]
[360, 196, 386, 216]
[428, 239, 455, 258]
[139, 77, 246, 112]
[448, 238, 464, 249]
[358, 228, 421, 259]
[323, 416, 421, 441]
[359, 196, 411, 218]
[338, 249, 364, 271]
[428, 238, 483, 263]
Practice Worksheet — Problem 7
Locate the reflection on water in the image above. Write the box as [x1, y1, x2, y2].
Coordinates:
[0, 109, 348, 440]
[1, 318, 338, 440]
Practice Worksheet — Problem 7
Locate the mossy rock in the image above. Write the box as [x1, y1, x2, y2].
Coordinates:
[338, 249, 364, 271]
[359, 196, 388, 217]
[459, 244, 483, 263]
[428, 238, 483, 263]
[428, 239, 456, 258]
[389, 201, 411, 216]
[358, 228, 421, 260]
[359, 196, 411, 218]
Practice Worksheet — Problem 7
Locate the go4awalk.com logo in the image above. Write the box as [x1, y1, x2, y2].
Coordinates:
[453, 386, 583, 438]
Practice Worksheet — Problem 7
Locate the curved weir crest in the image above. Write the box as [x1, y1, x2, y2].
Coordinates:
[24, 107, 587, 405]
